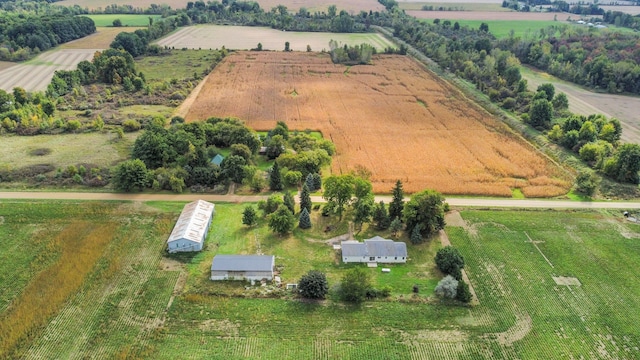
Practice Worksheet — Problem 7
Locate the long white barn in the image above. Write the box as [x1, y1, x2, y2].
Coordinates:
[167, 200, 215, 253]
[341, 236, 407, 264]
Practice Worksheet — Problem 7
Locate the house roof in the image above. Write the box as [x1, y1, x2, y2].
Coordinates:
[211, 255, 275, 272]
[341, 236, 407, 258]
[167, 200, 215, 244]
[211, 154, 224, 166]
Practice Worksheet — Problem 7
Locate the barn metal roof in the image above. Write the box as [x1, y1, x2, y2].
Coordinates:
[211, 255, 275, 272]
[341, 236, 407, 258]
[167, 200, 215, 244]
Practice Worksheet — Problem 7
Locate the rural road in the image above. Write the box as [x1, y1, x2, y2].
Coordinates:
[1, 191, 640, 210]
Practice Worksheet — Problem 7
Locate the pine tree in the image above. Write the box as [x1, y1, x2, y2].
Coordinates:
[300, 183, 312, 214]
[283, 191, 295, 214]
[373, 201, 391, 230]
[242, 205, 257, 226]
[389, 180, 404, 221]
[389, 217, 402, 238]
[312, 173, 322, 191]
[410, 224, 424, 244]
[299, 207, 312, 229]
[305, 173, 315, 191]
[269, 161, 283, 191]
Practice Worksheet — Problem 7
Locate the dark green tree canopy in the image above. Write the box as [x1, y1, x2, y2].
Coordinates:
[298, 270, 328, 299]
[403, 189, 447, 238]
[435, 246, 465, 280]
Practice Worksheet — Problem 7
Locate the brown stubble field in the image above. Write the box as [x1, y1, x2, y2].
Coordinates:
[186, 51, 570, 196]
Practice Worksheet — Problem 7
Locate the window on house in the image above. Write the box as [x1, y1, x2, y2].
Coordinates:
[369, 257, 375, 261]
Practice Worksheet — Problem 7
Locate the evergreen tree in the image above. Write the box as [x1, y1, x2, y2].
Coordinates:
[268, 205, 296, 235]
[299, 207, 312, 229]
[312, 173, 322, 191]
[283, 191, 295, 214]
[305, 173, 315, 191]
[456, 279, 472, 303]
[242, 205, 257, 226]
[410, 224, 424, 244]
[389, 217, 402, 238]
[269, 161, 283, 191]
[300, 183, 312, 214]
[373, 201, 391, 230]
[389, 180, 404, 221]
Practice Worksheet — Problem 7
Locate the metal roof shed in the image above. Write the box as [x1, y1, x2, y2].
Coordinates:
[167, 200, 215, 253]
[210, 255, 275, 281]
[341, 236, 407, 264]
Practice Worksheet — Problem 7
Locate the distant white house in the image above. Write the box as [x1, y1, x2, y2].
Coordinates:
[167, 200, 215, 253]
[210, 255, 275, 281]
[341, 236, 407, 264]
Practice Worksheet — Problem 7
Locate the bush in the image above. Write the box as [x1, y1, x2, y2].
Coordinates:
[122, 119, 141, 132]
[456, 279, 472, 303]
[65, 120, 81, 132]
[435, 275, 458, 299]
[435, 246, 464, 280]
[339, 267, 371, 303]
[298, 270, 328, 299]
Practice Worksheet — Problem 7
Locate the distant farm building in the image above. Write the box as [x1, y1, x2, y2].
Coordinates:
[341, 236, 407, 264]
[167, 200, 215, 253]
[210, 255, 275, 281]
[211, 154, 224, 166]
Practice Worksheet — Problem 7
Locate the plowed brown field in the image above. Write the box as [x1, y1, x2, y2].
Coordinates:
[185, 51, 570, 196]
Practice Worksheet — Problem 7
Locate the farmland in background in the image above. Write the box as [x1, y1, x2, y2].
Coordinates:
[55, 0, 190, 10]
[449, 209, 640, 358]
[408, 10, 572, 21]
[446, 19, 561, 38]
[154, 25, 395, 52]
[84, 14, 163, 27]
[398, 1, 506, 11]
[184, 51, 570, 196]
[0, 27, 140, 92]
[521, 67, 640, 144]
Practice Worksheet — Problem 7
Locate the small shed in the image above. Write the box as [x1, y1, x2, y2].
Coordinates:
[167, 200, 215, 253]
[341, 236, 407, 264]
[211, 154, 224, 166]
[210, 255, 275, 281]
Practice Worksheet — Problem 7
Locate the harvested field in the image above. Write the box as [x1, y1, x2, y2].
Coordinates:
[600, 5, 640, 15]
[59, 27, 142, 49]
[408, 10, 570, 20]
[0, 62, 15, 72]
[185, 51, 570, 196]
[55, 0, 190, 10]
[521, 66, 640, 144]
[252, 0, 383, 12]
[155, 25, 395, 52]
[0, 50, 96, 92]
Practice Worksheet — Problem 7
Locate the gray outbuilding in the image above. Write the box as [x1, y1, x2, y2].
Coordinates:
[341, 236, 407, 264]
[210, 255, 275, 281]
[167, 200, 215, 253]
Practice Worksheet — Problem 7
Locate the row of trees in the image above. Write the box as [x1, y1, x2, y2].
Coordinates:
[0, 9, 95, 61]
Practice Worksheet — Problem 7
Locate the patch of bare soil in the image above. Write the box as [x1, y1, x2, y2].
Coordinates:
[486, 311, 533, 346]
[553, 276, 581, 286]
[445, 211, 466, 227]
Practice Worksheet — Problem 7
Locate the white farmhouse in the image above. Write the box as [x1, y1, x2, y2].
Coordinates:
[341, 236, 407, 264]
[210, 255, 275, 281]
[167, 200, 215, 253]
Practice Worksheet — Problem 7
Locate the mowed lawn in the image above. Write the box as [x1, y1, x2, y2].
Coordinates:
[449, 19, 562, 38]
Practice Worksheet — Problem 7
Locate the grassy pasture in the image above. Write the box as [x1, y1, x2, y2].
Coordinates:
[452, 19, 561, 38]
[0, 132, 136, 174]
[136, 49, 224, 82]
[84, 14, 162, 27]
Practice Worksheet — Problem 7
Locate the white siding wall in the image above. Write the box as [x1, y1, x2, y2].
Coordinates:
[343, 255, 406, 264]
[168, 239, 203, 253]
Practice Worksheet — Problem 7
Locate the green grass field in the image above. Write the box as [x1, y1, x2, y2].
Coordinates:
[453, 20, 562, 39]
[84, 14, 163, 27]
[2, 201, 639, 358]
[136, 49, 225, 82]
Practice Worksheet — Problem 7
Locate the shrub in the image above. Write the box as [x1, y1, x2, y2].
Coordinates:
[435, 246, 464, 280]
[122, 119, 141, 132]
[435, 275, 458, 299]
[456, 279, 472, 303]
[298, 270, 328, 299]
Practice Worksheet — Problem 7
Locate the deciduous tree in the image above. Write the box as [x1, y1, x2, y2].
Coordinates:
[403, 189, 446, 238]
[323, 174, 354, 220]
[268, 205, 296, 235]
[435, 246, 464, 280]
[339, 267, 370, 303]
[435, 275, 458, 299]
[111, 159, 150, 192]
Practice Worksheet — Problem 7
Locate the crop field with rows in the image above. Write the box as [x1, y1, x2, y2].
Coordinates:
[185, 51, 570, 196]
